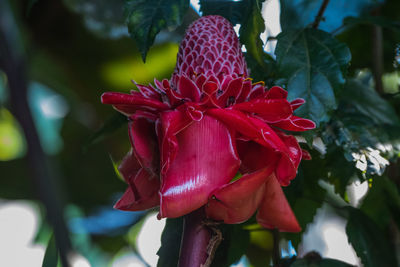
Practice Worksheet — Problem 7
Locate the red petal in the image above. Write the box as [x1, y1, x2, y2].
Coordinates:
[290, 98, 305, 111]
[210, 109, 300, 185]
[265, 86, 288, 99]
[275, 132, 302, 185]
[233, 99, 292, 123]
[158, 110, 193, 176]
[114, 168, 160, 211]
[257, 175, 301, 232]
[207, 109, 287, 151]
[177, 75, 201, 102]
[200, 81, 221, 108]
[128, 113, 158, 174]
[272, 116, 316, 132]
[133, 82, 162, 100]
[101, 92, 169, 115]
[236, 79, 252, 103]
[248, 83, 265, 100]
[302, 149, 312, 160]
[118, 149, 141, 183]
[236, 140, 279, 174]
[218, 77, 243, 107]
[159, 115, 240, 218]
[206, 167, 274, 224]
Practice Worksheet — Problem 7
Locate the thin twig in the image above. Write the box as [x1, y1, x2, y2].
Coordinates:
[371, 8, 384, 94]
[312, 0, 330, 29]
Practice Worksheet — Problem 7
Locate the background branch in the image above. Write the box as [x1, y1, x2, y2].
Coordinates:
[312, 0, 330, 29]
[0, 1, 71, 266]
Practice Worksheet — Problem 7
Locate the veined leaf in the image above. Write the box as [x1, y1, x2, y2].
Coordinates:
[346, 207, 398, 267]
[239, 0, 266, 68]
[343, 16, 400, 32]
[341, 78, 400, 125]
[199, 0, 245, 25]
[275, 28, 351, 126]
[125, 0, 189, 61]
[157, 217, 183, 267]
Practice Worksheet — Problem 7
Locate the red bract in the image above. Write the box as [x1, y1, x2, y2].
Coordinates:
[101, 15, 315, 232]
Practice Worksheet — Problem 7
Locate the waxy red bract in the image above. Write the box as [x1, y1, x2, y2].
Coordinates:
[102, 15, 315, 232]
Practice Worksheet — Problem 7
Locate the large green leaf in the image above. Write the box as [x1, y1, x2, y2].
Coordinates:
[343, 16, 400, 32]
[211, 224, 250, 267]
[124, 0, 189, 61]
[275, 28, 351, 125]
[283, 159, 327, 247]
[239, 0, 266, 68]
[346, 207, 398, 267]
[361, 176, 400, 230]
[341, 78, 400, 125]
[199, 0, 245, 25]
[157, 217, 183, 267]
[290, 257, 354, 267]
[42, 234, 59, 267]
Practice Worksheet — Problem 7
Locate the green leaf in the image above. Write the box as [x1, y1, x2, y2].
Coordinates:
[343, 16, 400, 32]
[157, 217, 183, 267]
[26, 0, 39, 15]
[341, 78, 400, 125]
[63, 0, 127, 39]
[199, 0, 245, 25]
[42, 234, 59, 267]
[290, 258, 354, 267]
[83, 112, 127, 152]
[124, 0, 189, 61]
[346, 207, 398, 267]
[212, 224, 250, 267]
[283, 161, 327, 247]
[324, 147, 357, 199]
[239, 0, 266, 68]
[275, 28, 351, 125]
[361, 176, 400, 230]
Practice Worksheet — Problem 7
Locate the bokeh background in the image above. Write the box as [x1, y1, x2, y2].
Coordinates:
[1, 0, 400, 266]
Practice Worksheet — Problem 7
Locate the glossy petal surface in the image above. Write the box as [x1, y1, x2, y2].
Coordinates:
[233, 99, 292, 123]
[206, 167, 274, 224]
[158, 110, 193, 175]
[159, 115, 240, 218]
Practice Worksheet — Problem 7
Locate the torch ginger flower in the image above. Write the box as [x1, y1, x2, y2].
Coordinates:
[101, 15, 315, 232]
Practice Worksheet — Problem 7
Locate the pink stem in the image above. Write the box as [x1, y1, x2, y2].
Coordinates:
[178, 208, 212, 267]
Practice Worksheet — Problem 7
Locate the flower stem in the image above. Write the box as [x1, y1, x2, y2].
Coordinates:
[178, 208, 220, 267]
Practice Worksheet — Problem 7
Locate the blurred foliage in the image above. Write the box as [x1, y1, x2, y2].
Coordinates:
[275, 28, 351, 125]
[1, 0, 400, 266]
[124, 0, 189, 61]
[42, 233, 60, 267]
[0, 108, 26, 161]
